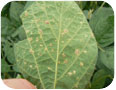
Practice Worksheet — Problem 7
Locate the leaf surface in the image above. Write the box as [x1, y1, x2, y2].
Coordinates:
[10, 2, 24, 27]
[89, 7, 114, 47]
[97, 46, 114, 74]
[14, 1, 98, 89]
[91, 69, 111, 89]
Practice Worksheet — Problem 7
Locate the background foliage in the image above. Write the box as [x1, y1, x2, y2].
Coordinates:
[1, 1, 114, 89]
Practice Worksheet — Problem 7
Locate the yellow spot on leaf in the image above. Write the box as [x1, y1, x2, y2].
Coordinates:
[80, 62, 84, 67]
[68, 72, 72, 76]
[40, 44, 43, 47]
[25, 30, 29, 34]
[73, 70, 76, 74]
[45, 47, 48, 51]
[24, 62, 26, 64]
[49, 43, 53, 46]
[62, 53, 66, 57]
[25, 11, 28, 17]
[29, 65, 32, 68]
[48, 67, 52, 70]
[83, 50, 87, 53]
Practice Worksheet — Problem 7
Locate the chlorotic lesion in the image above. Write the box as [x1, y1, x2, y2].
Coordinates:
[80, 62, 84, 67]
[62, 53, 66, 57]
[44, 47, 48, 51]
[67, 72, 72, 76]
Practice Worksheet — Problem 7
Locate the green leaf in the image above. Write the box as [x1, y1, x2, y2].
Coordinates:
[91, 69, 111, 89]
[1, 17, 15, 38]
[10, 2, 24, 27]
[4, 41, 15, 64]
[89, 7, 114, 47]
[18, 26, 27, 40]
[1, 59, 11, 73]
[97, 46, 114, 74]
[14, 1, 98, 89]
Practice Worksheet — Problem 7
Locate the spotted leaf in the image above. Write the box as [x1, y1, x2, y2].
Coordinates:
[14, 1, 98, 89]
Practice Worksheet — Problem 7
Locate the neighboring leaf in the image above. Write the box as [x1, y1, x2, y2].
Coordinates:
[76, 1, 87, 10]
[4, 41, 15, 64]
[18, 26, 27, 40]
[90, 69, 111, 89]
[1, 17, 15, 38]
[89, 7, 114, 47]
[1, 59, 11, 73]
[10, 2, 24, 27]
[14, 1, 98, 89]
[97, 46, 114, 74]
[1, 2, 10, 17]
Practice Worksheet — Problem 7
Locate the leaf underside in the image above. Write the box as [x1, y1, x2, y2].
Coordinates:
[14, 1, 98, 89]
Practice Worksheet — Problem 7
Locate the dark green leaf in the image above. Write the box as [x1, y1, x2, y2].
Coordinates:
[10, 2, 24, 27]
[1, 17, 15, 38]
[97, 46, 114, 74]
[4, 41, 15, 64]
[89, 7, 114, 47]
[91, 69, 111, 89]
[1, 59, 11, 73]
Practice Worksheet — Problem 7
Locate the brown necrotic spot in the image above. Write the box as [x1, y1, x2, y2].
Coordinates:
[45, 20, 49, 24]
[28, 37, 32, 42]
[62, 29, 68, 36]
[29, 49, 34, 54]
[75, 49, 79, 55]
[64, 59, 68, 64]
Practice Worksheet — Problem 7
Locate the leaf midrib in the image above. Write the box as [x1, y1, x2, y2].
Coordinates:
[54, 2, 63, 88]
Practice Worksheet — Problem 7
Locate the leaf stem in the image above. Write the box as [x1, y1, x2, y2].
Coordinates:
[97, 43, 105, 52]
[99, 1, 106, 9]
